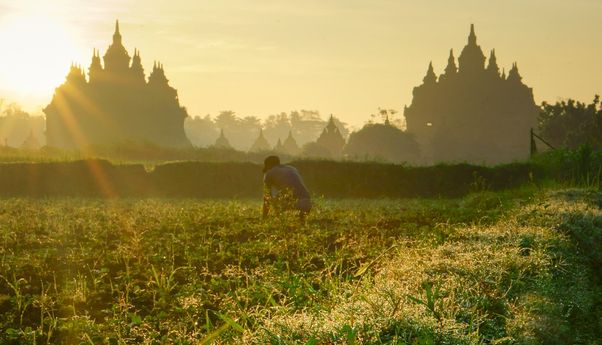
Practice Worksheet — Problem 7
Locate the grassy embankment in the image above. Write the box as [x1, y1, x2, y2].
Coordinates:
[0, 185, 601, 344]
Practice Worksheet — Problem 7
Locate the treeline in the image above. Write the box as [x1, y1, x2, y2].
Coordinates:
[3, 95, 602, 165]
[0, 105, 352, 152]
[0, 101, 44, 148]
[0, 144, 295, 164]
[538, 95, 602, 149]
[185, 109, 350, 150]
[1, 149, 596, 199]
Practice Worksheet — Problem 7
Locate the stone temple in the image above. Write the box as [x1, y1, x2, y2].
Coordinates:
[404, 24, 539, 164]
[45, 21, 191, 149]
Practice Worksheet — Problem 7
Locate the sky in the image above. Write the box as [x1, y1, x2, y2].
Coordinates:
[0, 0, 600, 128]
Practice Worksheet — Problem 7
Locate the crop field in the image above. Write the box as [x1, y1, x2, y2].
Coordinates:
[0, 187, 601, 344]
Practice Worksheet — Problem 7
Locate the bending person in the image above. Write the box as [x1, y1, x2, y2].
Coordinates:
[262, 155, 311, 220]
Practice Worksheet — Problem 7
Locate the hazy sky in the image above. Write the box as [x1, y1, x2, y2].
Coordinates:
[0, 0, 600, 128]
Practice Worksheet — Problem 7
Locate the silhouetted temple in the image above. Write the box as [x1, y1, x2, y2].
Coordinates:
[273, 131, 301, 156]
[249, 128, 271, 152]
[45, 21, 191, 148]
[316, 115, 345, 158]
[282, 131, 300, 156]
[404, 25, 538, 164]
[214, 129, 232, 149]
[274, 138, 283, 152]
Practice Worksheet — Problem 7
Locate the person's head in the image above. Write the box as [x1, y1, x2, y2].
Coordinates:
[263, 155, 280, 173]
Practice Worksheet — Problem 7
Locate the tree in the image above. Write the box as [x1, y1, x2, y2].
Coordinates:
[301, 141, 334, 159]
[290, 110, 325, 146]
[264, 112, 290, 140]
[369, 108, 405, 129]
[344, 122, 420, 163]
[538, 96, 601, 149]
[212, 111, 260, 150]
[214, 110, 239, 130]
[0, 102, 45, 147]
[184, 115, 218, 147]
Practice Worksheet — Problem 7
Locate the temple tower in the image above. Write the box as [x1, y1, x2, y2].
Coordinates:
[44, 20, 191, 148]
[249, 128, 271, 152]
[404, 24, 538, 164]
[214, 129, 232, 149]
[130, 49, 145, 84]
[88, 49, 102, 83]
[458, 24, 486, 75]
[316, 115, 346, 158]
[282, 130, 300, 155]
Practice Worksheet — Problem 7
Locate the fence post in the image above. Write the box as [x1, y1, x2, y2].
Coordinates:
[530, 128, 537, 158]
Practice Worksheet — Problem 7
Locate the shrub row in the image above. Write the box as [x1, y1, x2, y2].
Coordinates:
[0, 159, 548, 198]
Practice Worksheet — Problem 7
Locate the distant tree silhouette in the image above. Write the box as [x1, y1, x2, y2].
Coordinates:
[344, 120, 420, 163]
[291, 110, 349, 145]
[181, 110, 349, 154]
[212, 111, 260, 150]
[240, 116, 263, 148]
[262, 110, 349, 148]
[538, 95, 602, 149]
[20, 131, 41, 150]
[301, 142, 334, 159]
[185, 115, 218, 147]
[369, 108, 405, 129]
[214, 110, 239, 130]
[0, 102, 45, 147]
[264, 112, 292, 145]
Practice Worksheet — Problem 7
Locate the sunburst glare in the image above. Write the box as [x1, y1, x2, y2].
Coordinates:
[0, 14, 83, 98]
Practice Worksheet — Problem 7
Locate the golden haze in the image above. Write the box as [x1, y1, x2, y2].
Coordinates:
[0, 0, 600, 127]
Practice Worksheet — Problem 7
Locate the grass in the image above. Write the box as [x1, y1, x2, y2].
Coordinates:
[0, 185, 600, 344]
[257, 190, 602, 344]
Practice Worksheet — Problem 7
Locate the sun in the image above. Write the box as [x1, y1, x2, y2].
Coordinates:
[0, 14, 81, 99]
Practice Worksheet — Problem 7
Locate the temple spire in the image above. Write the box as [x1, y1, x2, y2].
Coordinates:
[214, 128, 231, 148]
[487, 49, 499, 76]
[423, 61, 437, 84]
[326, 114, 338, 132]
[468, 23, 477, 45]
[67, 62, 86, 84]
[441, 49, 457, 80]
[149, 60, 168, 85]
[282, 130, 300, 155]
[507, 62, 522, 83]
[249, 128, 271, 152]
[113, 20, 122, 44]
[316, 115, 345, 158]
[130, 48, 145, 83]
[458, 23, 486, 73]
[89, 48, 102, 83]
[104, 19, 130, 71]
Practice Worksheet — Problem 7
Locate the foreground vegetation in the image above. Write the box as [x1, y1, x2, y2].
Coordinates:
[0, 185, 601, 344]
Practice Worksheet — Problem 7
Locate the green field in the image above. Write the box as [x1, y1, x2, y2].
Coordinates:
[1, 187, 601, 344]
